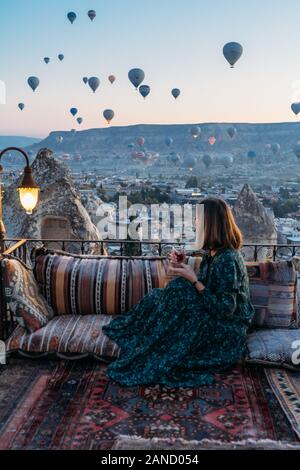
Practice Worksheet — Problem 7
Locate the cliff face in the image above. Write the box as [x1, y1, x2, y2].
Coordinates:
[3, 148, 101, 252]
[233, 183, 277, 260]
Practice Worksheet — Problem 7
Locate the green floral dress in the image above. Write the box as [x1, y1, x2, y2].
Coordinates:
[102, 249, 254, 388]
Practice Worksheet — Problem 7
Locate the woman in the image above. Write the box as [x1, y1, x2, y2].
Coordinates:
[102, 198, 254, 388]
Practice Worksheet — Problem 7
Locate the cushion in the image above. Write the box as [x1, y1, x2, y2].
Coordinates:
[1, 258, 54, 333]
[246, 260, 298, 329]
[33, 249, 202, 317]
[5, 314, 120, 360]
[246, 329, 300, 370]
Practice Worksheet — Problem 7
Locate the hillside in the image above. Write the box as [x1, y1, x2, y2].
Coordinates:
[0, 136, 41, 149]
[27, 123, 300, 163]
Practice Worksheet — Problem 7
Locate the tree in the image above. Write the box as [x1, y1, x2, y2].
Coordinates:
[185, 176, 199, 189]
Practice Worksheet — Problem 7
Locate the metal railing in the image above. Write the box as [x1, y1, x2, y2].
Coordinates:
[2, 238, 300, 260]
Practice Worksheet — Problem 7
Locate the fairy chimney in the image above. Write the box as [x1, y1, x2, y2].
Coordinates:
[233, 183, 277, 260]
[3, 148, 102, 253]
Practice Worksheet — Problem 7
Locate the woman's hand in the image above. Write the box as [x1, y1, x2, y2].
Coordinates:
[167, 263, 198, 284]
[168, 248, 186, 266]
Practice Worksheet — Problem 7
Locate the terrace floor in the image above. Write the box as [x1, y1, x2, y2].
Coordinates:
[0, 358, 300, 450]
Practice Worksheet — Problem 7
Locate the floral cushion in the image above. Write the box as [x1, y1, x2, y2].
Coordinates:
[2, 258, 54, 333]
[6, 314, 120, 359]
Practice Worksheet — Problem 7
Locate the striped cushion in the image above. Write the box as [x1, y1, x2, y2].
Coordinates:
[6, 315, 120, 359]
[33, 250, 202, 317]
[32, 250, 298, 329]
[246, 261, 298, 329]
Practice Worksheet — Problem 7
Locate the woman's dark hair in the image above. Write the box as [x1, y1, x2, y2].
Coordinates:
[200, 197, 243, 251]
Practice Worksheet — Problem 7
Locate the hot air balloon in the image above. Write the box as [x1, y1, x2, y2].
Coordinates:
[58, 54, 64, 61]
[27, 76, 40, 92]
[88, 77, 100, 93]
[171, 88, 180, 99]
[88, 10, 96, 21]
[247, 150, 256, 160]
[128, 143, 135, 149]
[83, 77, 88, 85]
[139, 85, 150, 99]
[220, 155, 233, 168]
[43, 57, 50, 64]
[227, 127, 237, 138]
[137, 137, 145, 147]
[271, 143, 280, 155]
[191, 126, 201, 139]
[70, 107, 78, 117]
[128, 68, 145, 89]
[208, 136, 216, 146]
[291, 103, 300, 116]
[67, 12, 77, 24]
[293, 142, 300, 159]
[103, 109, 114, 124]
[165, 137, 173, 147]
[56, 135, 63, 144]
[183, 157, 196, 171]
[223, 42, 243, 68]
[108, 75, 116, 84]
[169, 152, 180, 164]
[265, 143, 271, 151]
[18, 103, 25, 111]
[70, 129, 76, 135]
[202, 154, 212, 169]
[74, 153, 81, 161]
[77, 117, 83, 125]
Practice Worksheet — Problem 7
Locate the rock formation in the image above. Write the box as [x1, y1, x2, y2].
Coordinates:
[3, 148, 102, 253]
[233, 183, 277, 260]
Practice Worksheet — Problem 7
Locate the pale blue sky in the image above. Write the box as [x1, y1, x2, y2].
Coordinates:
[1, 0, 300, 137]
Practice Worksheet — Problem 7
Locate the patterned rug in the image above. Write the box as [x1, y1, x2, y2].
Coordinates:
[265, 369, 300, 439]
[0, 359, 299, 450]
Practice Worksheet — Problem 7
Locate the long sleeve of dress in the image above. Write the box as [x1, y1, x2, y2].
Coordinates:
[198, 254, 242, 321]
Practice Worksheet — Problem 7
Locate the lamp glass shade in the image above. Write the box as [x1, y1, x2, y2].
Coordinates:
[18, 187, 39, 214]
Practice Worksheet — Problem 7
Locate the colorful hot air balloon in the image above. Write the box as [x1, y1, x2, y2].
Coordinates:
[70, 107, 78, 117]
[165, 137, 173, 147]
[191, 126, 201, 139]
[27, 76, 40, 92]
[83, 77, 88, 85]
[139, 85, 150, 99]
[293, 142, 300, 159]
[77, 117, 83, 125]
[67, 12, 77, 24]
[202, 154, 212, 169]
[103, 109, 114, 124]
[56, 135, 63, 143]
[227, 127, 237, 138]
[271, 143, 280, 155]
[43, 57, 50, 64]
[88, 10, 96, 21]
[58, 54, 64, 61]
[18, 103, 25, 111]
[208, 136, 216, 146]
[137, 137, 145, 147]
[108, 75, 116, 84]
[291, 103, 300, 116]
[171, 88, 181, 99]
[88, 77, 100, 93]
[223, 42, 243, 68]
[128, 68, 145, 89]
